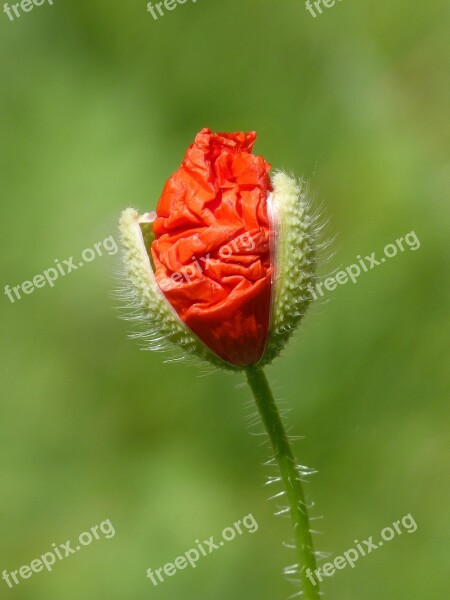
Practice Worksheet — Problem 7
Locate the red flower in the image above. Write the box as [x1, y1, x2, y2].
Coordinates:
[151, 128, 273, 366]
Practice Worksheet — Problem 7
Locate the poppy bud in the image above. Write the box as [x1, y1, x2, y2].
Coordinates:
[119, 128, 318, 370]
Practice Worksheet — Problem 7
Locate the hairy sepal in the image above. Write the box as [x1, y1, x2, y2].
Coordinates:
[260, 172, 318, 366]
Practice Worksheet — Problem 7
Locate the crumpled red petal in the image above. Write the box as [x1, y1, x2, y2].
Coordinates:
[151, 128, 273, 366]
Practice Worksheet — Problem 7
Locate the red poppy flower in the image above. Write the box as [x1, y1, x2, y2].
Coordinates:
[150, 128, 273, 366]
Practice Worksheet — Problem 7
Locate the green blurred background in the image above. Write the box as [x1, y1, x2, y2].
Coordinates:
[0, 1, 448, 598]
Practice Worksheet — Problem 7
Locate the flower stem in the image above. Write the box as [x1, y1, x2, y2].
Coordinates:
[245, 365, 320, 599]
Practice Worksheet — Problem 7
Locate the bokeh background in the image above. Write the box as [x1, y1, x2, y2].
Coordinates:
[0, 1, 449, 599]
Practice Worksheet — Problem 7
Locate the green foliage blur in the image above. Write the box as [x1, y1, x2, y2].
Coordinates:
[0, 1, 448, 598]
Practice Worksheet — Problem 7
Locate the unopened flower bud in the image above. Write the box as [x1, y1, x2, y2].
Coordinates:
[119, 128, 319, 370]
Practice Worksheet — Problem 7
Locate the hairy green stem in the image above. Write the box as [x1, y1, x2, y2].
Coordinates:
[245, 365, 319, 599]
